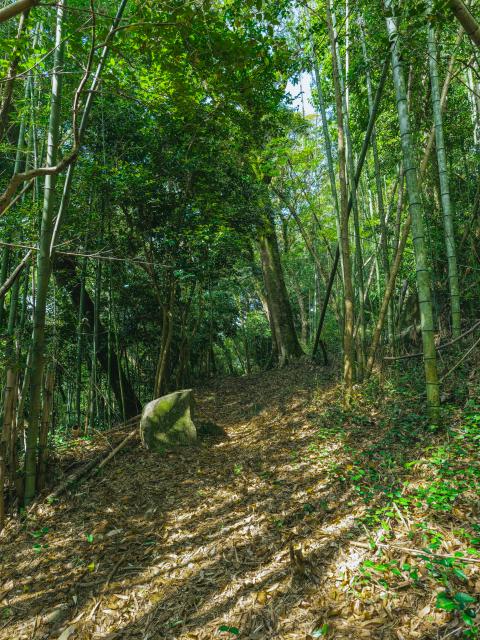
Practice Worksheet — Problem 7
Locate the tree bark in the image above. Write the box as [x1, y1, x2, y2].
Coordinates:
[0, 0, 37, 25]
[258, 218, 303, 366]
[447, 0, 480, 48]
[332, 1, 366, 378]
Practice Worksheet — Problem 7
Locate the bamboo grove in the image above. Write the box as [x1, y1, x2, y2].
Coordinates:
[0, 0, 479, 521]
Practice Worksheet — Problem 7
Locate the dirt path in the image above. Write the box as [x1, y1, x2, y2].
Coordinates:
[0, 365, 467, 639]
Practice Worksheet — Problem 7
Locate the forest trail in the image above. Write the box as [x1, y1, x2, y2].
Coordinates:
[0, 365, 475, 640]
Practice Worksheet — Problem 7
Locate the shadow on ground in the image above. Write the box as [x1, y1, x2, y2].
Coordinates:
[0, 364, 458, 639]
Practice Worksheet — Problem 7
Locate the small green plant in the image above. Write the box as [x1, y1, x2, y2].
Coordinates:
[218, 624, 240, 635]
[436, 591, 477, 628]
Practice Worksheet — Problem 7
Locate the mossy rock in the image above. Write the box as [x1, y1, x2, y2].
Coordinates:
[140, 389, 196, 451]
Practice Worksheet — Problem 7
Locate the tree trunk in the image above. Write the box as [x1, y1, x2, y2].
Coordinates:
[359, 15, 394, 345]
[427, 11, 461, 337]
[24, 0, 66, 504]
[49, 0, 128, 252]
[258, 218, 303, 366]
[447, 0, 480, 48]
[0, 0, 38, 25]
[75, 258, 86, 429]
[367, 29, 461, 370]
[154, 284, 175, 398]
[385, 0, 440, 422]
[311, 55, 389, 356]
[332, 1, 365, 377]
[55, 255, 141, 419]
[311, 56, 343, 281]
[326, 0, 355, 397]
[37, 366, 54, 491]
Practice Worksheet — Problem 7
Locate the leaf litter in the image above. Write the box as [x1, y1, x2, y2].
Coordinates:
[0, 363, 478, 639]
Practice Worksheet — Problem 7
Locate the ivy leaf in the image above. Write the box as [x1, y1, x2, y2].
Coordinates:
[436, 592, 456, 611]
[454, 592, 476, 606]
[463, 610, 476, 625]
[453, 567, 468, 581]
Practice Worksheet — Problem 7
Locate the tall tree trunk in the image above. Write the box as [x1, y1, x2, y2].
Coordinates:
[154, 284, 175, 398]
[37, 366, 54, 490]
[446, 0, 480, 48]
[0, 274, 20, 527]
[0, 0, 37, 25]
[385, 0, 440, 422]
[367, 30, 461, 370]
[89, 235, 103, 428]
[326, 0, 355, 397]
[311, 57, 343, 281]
[24, 0, 65, 504]
[427, 11, 461, 337]
[55, 255, 141, 419]
[359, 15, 394, 345]
[75, 258, 86, 429]
[311, 55, 389, 357]
[258, 218, 303, 366]
[332, 2, 365, 377]
[466, 66, 480, 146]
[0, 248, 9, 328]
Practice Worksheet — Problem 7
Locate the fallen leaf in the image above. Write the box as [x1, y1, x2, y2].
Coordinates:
[58, 625, 76, 640]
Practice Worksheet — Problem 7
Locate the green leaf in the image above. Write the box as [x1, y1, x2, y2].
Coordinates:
[436, 592, 456, 611]
[218, 625, 240, 635]
[454, 592, 476, 606]
[453, 567, 468, 581]
[462, 611, 476, 625]
[86, 534, 94, 544]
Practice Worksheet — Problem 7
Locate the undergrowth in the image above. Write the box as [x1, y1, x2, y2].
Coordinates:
[309, 369, 480, 638]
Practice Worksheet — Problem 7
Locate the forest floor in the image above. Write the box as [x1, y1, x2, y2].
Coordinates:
[0, 363, 479, 640]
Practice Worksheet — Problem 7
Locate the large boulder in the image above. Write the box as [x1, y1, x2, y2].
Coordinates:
[140, 389, 197, 451]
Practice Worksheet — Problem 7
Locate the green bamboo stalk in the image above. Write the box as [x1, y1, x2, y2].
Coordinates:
[427, 9, 461, 337]
[384, 0, 440, 422]
[24, 0, 66, 504]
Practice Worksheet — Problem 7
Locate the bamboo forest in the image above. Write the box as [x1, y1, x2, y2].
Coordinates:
[1, 0, 480, 637]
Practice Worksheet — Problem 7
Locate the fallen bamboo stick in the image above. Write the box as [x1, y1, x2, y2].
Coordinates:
[92, 430, 137, 475]
[47, 428, 138, 500]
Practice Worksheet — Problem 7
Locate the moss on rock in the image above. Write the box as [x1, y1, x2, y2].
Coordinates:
[140, 389, 196, 451]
